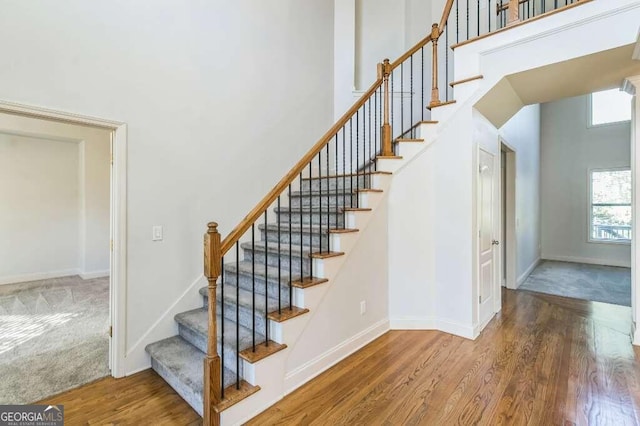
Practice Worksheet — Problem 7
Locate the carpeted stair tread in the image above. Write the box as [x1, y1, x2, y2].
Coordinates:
[175, 308, 266, 353]
[258, 223, 331, 235]
[241, 240, 313, 258]
[223, 261, 303, 286]
[145, 335, 237, 416]
[199, 283, 292, 314]
[274, 207, 346, 215]
[289, 189, 363, 197]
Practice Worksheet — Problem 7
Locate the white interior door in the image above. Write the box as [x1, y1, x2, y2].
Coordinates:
[478, 148, 497, 324]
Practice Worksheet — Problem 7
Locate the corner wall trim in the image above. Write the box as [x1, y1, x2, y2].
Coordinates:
[389, 316, 475, 340]
[283, 319, 389, 394]
[516, 257, 541, 288]
[0, 269, 79, 286]
[79, 270, 110, 280]
[541, 255, 631, 269]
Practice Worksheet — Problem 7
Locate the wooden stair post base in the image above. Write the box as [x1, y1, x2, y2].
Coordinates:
[204, 355, 221, 426]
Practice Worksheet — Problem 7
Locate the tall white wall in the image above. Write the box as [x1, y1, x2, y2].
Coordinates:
[0, 114, 111, 284]
[500, 104, 541, 283]
[355, 0, 406, 90]
[334, 0, 434, 117]
[540, 94, 632, 267]
[0, 134, 80, 283]
[0, 1, 335, 372]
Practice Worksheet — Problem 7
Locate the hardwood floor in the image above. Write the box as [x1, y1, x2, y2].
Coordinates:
[37, 289, 640, 425]
[37, 369, 201, 425]
[250, 290, 640, 425]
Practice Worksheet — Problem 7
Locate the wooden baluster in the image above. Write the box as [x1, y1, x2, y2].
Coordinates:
[429, 23, 441, 108]
[508, 0, 520, 24]
[379, 59, 393, 156]
[203, 222, 222, 426]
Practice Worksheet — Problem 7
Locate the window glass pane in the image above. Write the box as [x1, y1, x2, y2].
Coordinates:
[591, 169, 632, 241]
[592, 206, 632, 241]
[592, 170, 631, 204]
[591, 89, 632, 126]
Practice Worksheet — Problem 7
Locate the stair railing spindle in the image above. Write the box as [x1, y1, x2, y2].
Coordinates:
[277, 196, 281, 314]
[318, 151, 323, 254]
[264, 211, 269, 346]
[308, 163, 313, 279]
[220, 257, 225, 399]
[288, 184, 292, 309]
[252, 223, 256, 352]
[235, 241, 240, 390]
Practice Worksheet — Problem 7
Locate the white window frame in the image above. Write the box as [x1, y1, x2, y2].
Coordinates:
[588, 90, 632, 128]
[588, 167, 632, 245]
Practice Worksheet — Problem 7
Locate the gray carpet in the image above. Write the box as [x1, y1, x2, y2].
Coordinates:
[519, 260, 631, 306]
[0, 275, 110, 404]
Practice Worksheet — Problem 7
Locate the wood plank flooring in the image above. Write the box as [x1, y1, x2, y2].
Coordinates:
[250, 290, 640, 425]
[36, 369, 201, 425]
[37, 289, 640, 425]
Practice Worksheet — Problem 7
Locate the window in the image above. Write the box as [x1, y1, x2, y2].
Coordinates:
[590, 89, 632, 126]
[590, 169, 632, 243]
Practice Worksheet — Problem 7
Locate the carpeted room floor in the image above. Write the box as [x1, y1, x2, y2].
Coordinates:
[519, 260, 631, 306]
[0, 275, 110, 404]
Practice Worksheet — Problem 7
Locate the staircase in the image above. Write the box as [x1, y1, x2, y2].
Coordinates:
[140, 0, 609, 424]
[145, 172, 379, 415]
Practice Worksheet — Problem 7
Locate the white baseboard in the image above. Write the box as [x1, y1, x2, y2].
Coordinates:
[79, 269, 110, 279]
[124, 274, 206, 375]
[473, 313, 495, 338]
[390, 316, 475, 340]
[516, 257, 541, 288]
[0, 269, 79, 286]
[541, 255, 631, 268]
[283, 319, 389, 394]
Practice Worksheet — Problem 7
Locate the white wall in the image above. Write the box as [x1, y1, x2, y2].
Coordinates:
[500, 104, 541, 283]
[79, 138, 111, 277]
[0, 114, 112, 284]
[389, 108, 475, 337]
[0, 134, 80, 282]
[0, 1, 335, 371]
[335, 0, 434, 117]
[355, 0, 406, 89]
[541, 94, 631, 267]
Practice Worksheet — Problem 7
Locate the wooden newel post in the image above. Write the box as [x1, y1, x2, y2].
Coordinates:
[203, 222, 222, 426]
[429, 23, 442, 108]
[507, 0, 520, 24]
[378, 58, 393, 156]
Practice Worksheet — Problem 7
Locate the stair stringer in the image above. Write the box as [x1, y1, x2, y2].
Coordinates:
[221, 174, 395, 425]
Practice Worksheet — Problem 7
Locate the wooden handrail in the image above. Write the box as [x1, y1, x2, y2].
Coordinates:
[220, 78, 383, 255]
[438, 0, 456, 34]
[390, 34, 433, 70]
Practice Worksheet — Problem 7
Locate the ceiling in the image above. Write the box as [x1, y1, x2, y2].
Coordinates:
[476, 43, 640, 127]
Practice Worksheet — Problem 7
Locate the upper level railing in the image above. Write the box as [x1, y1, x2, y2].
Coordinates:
[201, 0, 591, 423]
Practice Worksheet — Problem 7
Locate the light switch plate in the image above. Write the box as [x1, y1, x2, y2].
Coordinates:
[152, 226, 163, 241]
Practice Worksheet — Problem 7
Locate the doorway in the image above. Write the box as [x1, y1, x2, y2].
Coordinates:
[478, 147, 498, 325]
[0, 101, 127, 402]
[500, 141, 517, 290]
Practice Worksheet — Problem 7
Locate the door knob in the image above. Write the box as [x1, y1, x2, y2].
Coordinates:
[492, 240, 500, 245]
